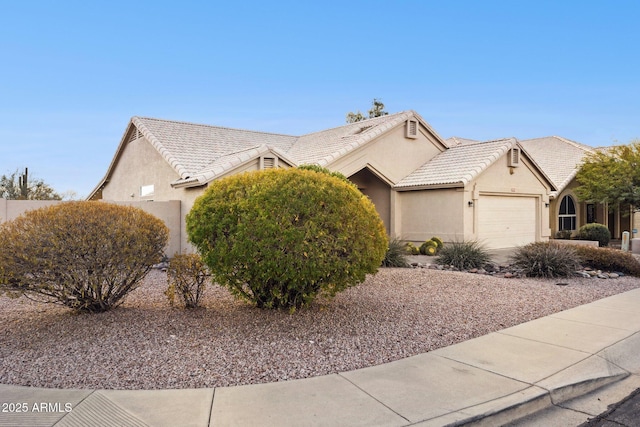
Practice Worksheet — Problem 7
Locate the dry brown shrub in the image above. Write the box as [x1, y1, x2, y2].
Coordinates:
[0, 201, 168, 312]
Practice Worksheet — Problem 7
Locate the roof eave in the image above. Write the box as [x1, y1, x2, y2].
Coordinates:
[87, 118, 139, 200]
[394, 182, 465, 191]
[171, 145, 298, 188]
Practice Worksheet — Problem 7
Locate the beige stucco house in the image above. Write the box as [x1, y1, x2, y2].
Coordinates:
[90, 111, 557, 251]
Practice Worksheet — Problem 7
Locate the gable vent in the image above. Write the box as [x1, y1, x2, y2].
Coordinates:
[261, 157, 277, 169]
[508, 148, 521, 167]
[405, 119, 418, 139]
[128, 127, 143, 143]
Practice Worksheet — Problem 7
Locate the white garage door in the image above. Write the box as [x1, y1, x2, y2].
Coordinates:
[478, 196, 537, 249]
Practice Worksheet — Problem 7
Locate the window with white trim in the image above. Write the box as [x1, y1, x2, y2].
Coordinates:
[559, 195, 576, 230]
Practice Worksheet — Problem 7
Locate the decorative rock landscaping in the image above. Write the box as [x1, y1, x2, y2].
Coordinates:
[410, 261, 627, 280]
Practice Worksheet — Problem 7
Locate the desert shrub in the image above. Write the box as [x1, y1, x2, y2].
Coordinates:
[430, 236, 444, 248]
[404, 242, 420, 255]
[555, 230, 573, 240]
[510, 242, 582, 278]
[0, 202, 168, 312]
[186, 168, 388, 311]
[574, 223, 611, 247]
[382, 237, 410, 268]
[419, 240, 438, 255]
[573, 246, 640, 276]
[436, 241, 491, 270]
[166, 253, 209, 308]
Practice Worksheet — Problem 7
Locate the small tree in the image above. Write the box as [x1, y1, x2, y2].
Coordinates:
[0, 168, 62, 200]
[0, 202, 168, 312]
[576, 141, 640, 210]
[346, 98, 389, 123]
[186, 168, 388, 311]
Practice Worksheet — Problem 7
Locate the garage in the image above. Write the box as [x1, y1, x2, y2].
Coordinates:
[478, 195, 537, 249]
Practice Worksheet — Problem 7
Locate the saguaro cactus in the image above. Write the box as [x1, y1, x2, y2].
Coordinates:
[18, 168, 28, 199]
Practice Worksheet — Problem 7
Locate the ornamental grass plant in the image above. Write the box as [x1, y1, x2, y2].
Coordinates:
[436, 241, 491, 270]
[510, 242, 582, 278]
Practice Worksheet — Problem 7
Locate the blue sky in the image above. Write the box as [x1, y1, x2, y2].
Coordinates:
[1, 1, 639, 198]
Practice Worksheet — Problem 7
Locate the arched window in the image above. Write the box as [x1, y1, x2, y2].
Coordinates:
[559, 195, 577, 231]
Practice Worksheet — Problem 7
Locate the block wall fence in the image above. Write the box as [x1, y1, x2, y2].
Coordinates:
[0, 199, 182, 256]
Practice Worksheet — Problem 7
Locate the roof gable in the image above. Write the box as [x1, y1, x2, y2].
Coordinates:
[172, 145, 296, 187]
[133, 117, 298, 180]
[289, 110, 448, 166]
[395, 138, 520, 189]
[89, 110, 450, 197]
[518, 136, 594, 195]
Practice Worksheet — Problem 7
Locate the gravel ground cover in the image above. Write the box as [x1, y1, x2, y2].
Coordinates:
[1, 267, 639, 390]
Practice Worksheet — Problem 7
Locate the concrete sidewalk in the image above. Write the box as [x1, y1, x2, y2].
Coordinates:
[1, 288, 639, 427]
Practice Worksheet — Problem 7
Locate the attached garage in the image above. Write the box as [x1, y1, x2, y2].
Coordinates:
[478, 195, 537, 249]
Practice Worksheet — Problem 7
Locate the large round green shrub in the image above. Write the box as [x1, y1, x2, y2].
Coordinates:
[0, 202, 168, 312]
[186, 168, 388, 310]
[575, 223, 611, 247]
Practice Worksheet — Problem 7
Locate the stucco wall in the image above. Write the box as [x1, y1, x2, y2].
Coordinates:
[396, 188, 465, 242]
[0, 199, 63, 222]
[100, 135, 299, 252]
[473, 155, 550, 197]
[101, 136, 182, 203]
[327, 123, 443, 184]
[348, 168, 391, 234]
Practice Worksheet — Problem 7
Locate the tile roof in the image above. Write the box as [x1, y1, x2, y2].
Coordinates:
[446, 136, 480, 147]
[172, 145, 296, 187]
[133, 117, 297, 181]
[127, 111, 447, 187]
[92, 110, 576, 199]
[395, 138, 518, 189]
[518, 136, 594, 196]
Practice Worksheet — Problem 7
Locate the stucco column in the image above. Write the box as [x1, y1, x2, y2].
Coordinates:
[389, 190, 398, 238]
[541, 194, 551, 238]
[471, 185, 479, 235]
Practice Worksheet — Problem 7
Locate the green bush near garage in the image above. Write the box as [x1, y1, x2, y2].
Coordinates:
[574, 223, 611, 247]
[186, 168, 388, 311]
